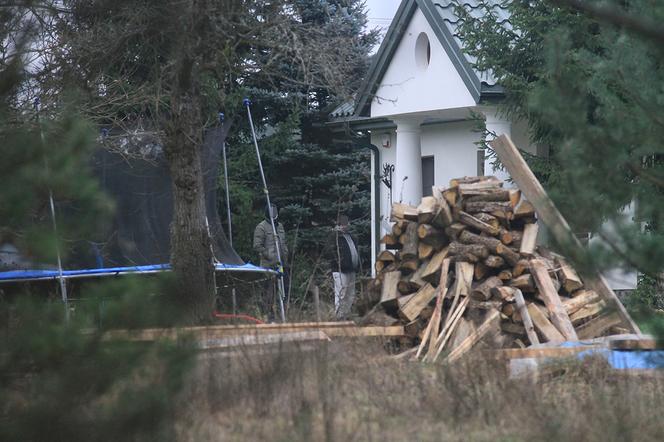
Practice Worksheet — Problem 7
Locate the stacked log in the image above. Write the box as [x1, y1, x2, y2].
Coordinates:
[365, 175, 628, 362]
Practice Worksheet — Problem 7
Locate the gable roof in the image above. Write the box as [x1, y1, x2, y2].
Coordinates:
[353, 0, 506, 118]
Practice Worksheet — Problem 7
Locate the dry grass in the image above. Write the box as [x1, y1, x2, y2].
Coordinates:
[174, 339, 664, 442]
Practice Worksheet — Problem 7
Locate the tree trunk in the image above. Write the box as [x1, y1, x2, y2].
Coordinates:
[166, 131, 216, 323]
[164, 20, 216, 323]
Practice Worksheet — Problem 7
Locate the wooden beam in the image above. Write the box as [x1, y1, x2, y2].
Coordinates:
[489, 135, 640, 334]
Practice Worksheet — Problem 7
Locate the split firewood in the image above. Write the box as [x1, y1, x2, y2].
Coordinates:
[418, 242, 434, 260]
[399, 283, 437, 322]
[530, 259, 578, 341]
[569, 300, 607, 325]
[512, 259, 529, 277]
[475, 213, 500, 229]
[458, 230, 520, 265]
[509, 189, 521, 208]
[377, 250, 396, 263]
[418, 224, 447, 248]
[451, 176, 500, 187]
[449, 261, 474, 299]
[468, 300, 503, 310]
[445, 223, 467, 240]
[471, 276, 503, 301]
[502, 303, 515, 317]
[464, 188, 510, 202]
[410, 261, 428, 288]
[431, 198, 454, 227]
[380, 271, 401, 307]
[520, 223, 538, 256]
[563, 290, 600, 316]
[510, 274, 535, 292]
[421, 247, 449, 285]
[474, 262, 490, 280]
[391, 203, 418, 221]
[576, 312, 622, 339]
[417, 196, 439, 224]
[484, 255, 505, 268]
[556, 258, 584, 293]
[514, 199, 535, 219]
[459, 211, 501, 236]
[464, 201, 513, 214]
[404, 319, 424, 338]
[499, 229, 514, 245]
[508, 230, 523, 248]
[527, 303, 565, 344]
[381, 233, 401, 249]
[492, 286, 516, 302]
[397, 279, 419, 295]
[399, 258, 419, 273]
[497, 269, 513, 281]
[392, 221, 406, 236]
[437, 186, 458, 207]
[401, 222, 419, 261]
[513, 289, 539, 345]
[448, 242, 489, 259]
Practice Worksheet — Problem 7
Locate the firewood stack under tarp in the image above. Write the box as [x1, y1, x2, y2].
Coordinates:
[365, 175, 632, 363]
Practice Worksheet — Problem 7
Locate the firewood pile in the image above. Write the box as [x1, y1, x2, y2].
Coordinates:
[365, 176, 629, 362]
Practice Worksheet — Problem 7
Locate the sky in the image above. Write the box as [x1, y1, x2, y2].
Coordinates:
[364, 0, 402, 44]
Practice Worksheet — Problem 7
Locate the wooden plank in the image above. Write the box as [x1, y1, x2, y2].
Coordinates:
[380, 271, 401, 306]
[530, 259, 578, 341]
[609, 338, 661, 350]
[399, 283, 437, 322]
[416, 258, 451, 359]
[489, 134, 640, 334]
[486, 346, 601, 360]
[107, 323, 405, 342]
[513, 289, 539, 345]
[520, 223, 538, 256]
[527, 303, 565, 344]
[445, 309, 501, 363]
[421, 247, 449, 284]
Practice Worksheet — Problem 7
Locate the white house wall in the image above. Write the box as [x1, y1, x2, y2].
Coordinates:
[370, 7, 476, 118]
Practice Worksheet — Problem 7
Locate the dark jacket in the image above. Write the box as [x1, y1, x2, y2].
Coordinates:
[253, 220, 288, 268]
[328, 229, 360, 273]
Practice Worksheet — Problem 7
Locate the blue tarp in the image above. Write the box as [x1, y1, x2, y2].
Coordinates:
[560, 341, 664, 370]
[0, 262, 275, 282]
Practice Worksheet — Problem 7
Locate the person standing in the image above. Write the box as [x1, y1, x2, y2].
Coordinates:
[253, 204, 289, 319]
[329, 215, 360, 320]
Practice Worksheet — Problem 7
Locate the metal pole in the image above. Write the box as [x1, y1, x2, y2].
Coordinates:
[35, 97, 69, 320]
[243, 98, 286, 323]
[219, 113, 237, 315]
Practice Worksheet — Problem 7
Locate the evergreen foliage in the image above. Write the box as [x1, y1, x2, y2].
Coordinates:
[454, 0, 664, 290]
[0, 30, 194, 440]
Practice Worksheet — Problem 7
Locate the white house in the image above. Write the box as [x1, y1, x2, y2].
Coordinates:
[329, 0, 636, 290]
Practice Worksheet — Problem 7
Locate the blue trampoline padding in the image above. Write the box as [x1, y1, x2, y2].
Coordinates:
[0, 262, 275, 282]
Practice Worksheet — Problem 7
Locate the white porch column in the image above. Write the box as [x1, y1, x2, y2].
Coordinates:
[483, 108, 512, 184]
[394, 120, 422, 206]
